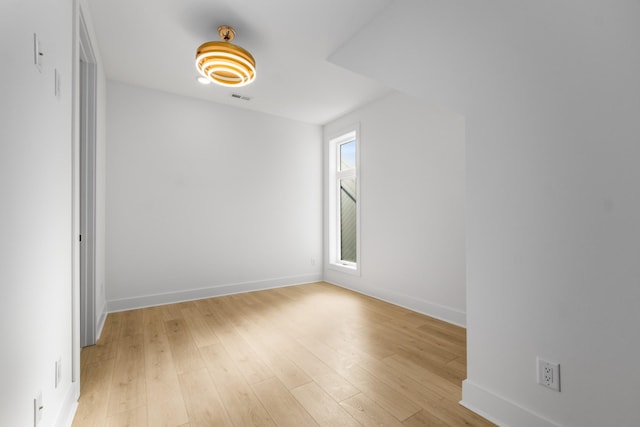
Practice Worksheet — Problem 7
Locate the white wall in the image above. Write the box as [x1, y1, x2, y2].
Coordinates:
[324, 92, 466, 326]
[330, 1, 640, 426]
[106, 81, 323, 310]
[0, 0, 81, 425]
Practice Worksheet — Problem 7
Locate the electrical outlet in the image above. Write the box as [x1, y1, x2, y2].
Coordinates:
[34, 392, 43, 426]
[537, 357, 560, 391]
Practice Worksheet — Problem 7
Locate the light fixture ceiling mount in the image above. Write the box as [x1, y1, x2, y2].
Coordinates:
[195, 25, 256, 87]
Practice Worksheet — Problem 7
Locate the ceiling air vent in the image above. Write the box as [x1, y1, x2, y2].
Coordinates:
[231, 94, 251, 101]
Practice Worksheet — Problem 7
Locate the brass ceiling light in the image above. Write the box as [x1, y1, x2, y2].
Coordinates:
[195, 25, 256, 87]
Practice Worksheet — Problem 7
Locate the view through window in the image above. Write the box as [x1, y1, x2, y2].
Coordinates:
[328, 128, 359, 272]
[339, 140, 356, 263]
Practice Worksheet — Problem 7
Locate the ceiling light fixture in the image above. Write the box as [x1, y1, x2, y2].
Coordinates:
[195, 25, 256, 87]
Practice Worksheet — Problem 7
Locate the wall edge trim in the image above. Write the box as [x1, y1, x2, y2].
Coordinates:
[324, 279, 466, 327]
[54, 382, 79, 427]
[461, 379, 561, 427]
[95, 307, 107, 341]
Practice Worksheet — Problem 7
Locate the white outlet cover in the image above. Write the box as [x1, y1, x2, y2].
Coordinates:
[537, 357, 561, 392]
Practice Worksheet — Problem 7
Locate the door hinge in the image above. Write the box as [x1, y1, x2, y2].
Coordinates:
[79, 234, 82, 242]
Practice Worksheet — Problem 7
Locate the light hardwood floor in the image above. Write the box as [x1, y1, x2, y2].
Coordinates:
[73, 282, 495, 426]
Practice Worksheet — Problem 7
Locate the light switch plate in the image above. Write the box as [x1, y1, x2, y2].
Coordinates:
[34, 392, 43, 426]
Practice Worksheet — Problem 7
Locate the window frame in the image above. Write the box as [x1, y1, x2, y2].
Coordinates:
[327, 125, 361, 275]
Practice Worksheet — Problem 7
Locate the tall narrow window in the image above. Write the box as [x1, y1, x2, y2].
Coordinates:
[328, 128, 359, 273]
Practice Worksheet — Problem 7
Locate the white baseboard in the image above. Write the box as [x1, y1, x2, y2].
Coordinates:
[461, 380, 561, 427]
[54, 382, 79, 427]
[324, 280, 466, 327]
[106, 274, 323, 312]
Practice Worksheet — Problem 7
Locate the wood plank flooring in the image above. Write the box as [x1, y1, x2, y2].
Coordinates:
[73, 282, 495, 427]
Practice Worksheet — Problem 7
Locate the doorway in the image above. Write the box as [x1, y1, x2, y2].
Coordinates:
[78, 10, 97, 348]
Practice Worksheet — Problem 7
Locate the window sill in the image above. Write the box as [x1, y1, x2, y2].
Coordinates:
[327, 262, 360, 276]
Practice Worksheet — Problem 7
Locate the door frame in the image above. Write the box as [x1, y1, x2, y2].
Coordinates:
[79, 7, 98, 348]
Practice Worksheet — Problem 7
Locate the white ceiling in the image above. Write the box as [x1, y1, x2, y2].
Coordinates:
[86, 0, 393, 125]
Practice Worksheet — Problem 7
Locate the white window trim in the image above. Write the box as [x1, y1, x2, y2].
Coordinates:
[327, 125, 361, 276]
